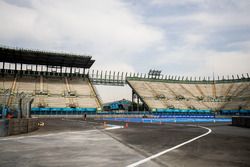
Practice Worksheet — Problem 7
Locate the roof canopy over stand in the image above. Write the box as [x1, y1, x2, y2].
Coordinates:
[0, 46, 95, 68]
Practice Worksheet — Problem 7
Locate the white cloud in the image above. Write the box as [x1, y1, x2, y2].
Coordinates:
[189, 12, 250, 27]
[151, 0, 204, 6]
[92, 62, 135, 73]
[143, 0, 250, 79]
[204, 51, 250, 76]
[183, 34, 206, 48]
[0, 0, 164, 101]
[0, 0, 250, 101]
[0, 0, 163, 57]
[155, 48, 250, 78]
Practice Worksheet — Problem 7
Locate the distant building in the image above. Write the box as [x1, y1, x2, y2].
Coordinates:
[103, 99, 132, 111]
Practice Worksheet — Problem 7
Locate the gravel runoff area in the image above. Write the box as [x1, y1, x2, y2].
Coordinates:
[0, 118, 249, 167]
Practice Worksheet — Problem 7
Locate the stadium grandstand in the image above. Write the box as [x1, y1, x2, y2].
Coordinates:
[127, 70, 250, 116]
[0, 46, 101, 118]
[1, 46, 250, 118]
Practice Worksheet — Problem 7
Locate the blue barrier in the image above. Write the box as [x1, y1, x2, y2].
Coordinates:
[221, 110, 250, 115]
[31, 107, 97, 115]
[239, 110, 250, 114]
[101, 117, 231, 123]
[32, 107, 249, 118]
[156, 109, 211, 113]
[155, 114, 215, 118]
[31, 108, 216, 116]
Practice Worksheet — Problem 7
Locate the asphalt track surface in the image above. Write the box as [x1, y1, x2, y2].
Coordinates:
[0, 118, 250, 167]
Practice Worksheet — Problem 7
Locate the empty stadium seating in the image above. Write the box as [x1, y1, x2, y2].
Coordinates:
[16, 76, 37, 94]
[127, 78, 250, 114]
[0, 74, 101, 115]
[46, 77, 65, 95]
[68, 78, 93, 96]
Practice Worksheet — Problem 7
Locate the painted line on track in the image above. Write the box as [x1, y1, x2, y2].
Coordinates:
[105, 125, 124, 130]
[126, 125, 212, 167]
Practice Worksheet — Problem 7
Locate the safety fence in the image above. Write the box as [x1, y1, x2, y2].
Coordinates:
[100, 117, 232, 123]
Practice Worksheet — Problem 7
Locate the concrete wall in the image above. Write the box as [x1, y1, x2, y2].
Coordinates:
[0, 118, 39, 136]
[0, 119, 9, 137]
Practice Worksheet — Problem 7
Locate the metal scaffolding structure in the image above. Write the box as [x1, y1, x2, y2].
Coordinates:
[0, 45, 95, 77]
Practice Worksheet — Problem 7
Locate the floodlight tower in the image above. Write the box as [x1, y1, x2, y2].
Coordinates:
[148, 69, 162, 79]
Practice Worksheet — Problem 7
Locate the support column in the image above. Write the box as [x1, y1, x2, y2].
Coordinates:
[137, 95, 139, 111]
[70, 67, 72, 77]
[27, 99, 34, 118]
[46, 65, 49, 77]
[20, 63, 23, 76]
[60, 66, 63, 76]
[18, 98, 22, 119]
[132, 90, 135, 111]
[1, 62, 5, 76]
[14, 63, 17, 73]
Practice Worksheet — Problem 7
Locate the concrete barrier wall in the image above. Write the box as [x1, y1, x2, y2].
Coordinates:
[232, 116, 250, 128]
[7, 118, 39, 136]
[8, 119, 28, 135]
[28, 118, 39, 132]
[0, 119, 9, 137]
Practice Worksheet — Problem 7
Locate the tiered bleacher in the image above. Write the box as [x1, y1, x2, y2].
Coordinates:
[127, 76, 250, 115]
[1, 46, 249, 117]
[0, 46, 101, 117]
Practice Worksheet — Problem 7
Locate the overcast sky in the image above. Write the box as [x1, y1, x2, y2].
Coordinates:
[1, 0, 250, 102]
